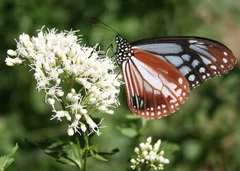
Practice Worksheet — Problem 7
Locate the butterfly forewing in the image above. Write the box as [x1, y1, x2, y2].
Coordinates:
[131, 37, 237, 89]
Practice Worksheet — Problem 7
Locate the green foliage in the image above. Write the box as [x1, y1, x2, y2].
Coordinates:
[31, 138, 119, 170]
[0, 144, 18, 171]
[1, 0, 240, 171]
[38, 140, 83, 168]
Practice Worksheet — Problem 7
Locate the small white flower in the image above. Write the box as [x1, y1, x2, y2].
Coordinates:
[130, 137, 169, 170]
[106, 110, 114, 115]
[51, 110, 69, 121]
[80, 122, 87, 132]
[83, 114, 102, 136]
[47, 98, 55, 105]
[142, 150, 148, 157]
[89, 97, 96, 104]
[7, 49, 18, 56]
[68, 120, 81, 136]
[6, 27, 122, 136]
[146, 137, 152, 143]
[153, 140, 161, 152]
[67, 127, 75, 136]
[139, 143, 145, 150]
[5, 56, 24, 66]
[134, 147, 139, 154]
[75, 114, 81, 120]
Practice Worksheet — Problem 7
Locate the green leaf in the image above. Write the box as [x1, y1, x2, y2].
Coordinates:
[89, 145, 99, 153]
[117, 127, 138, 138]
[89, 146, 119, 162]
[0, 144, 18, 171]
[90, 150, 108, 161]
[98, 148, 120, 156]
[36, 140, 82, 169]
[161, 142, 180, 157]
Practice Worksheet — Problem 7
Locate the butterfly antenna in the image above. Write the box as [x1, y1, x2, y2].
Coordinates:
[88, 17, 119, 35]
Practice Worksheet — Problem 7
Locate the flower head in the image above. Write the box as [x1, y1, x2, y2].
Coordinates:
[130, 137, 169, 170]
[6, 27, 122, 136]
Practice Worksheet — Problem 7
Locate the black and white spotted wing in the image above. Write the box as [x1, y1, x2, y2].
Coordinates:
[131, 37, 237, 89]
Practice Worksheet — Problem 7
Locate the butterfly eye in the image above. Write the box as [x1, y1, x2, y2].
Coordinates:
[116, 35, 237, 119]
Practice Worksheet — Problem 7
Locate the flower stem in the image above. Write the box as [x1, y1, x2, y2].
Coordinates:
[75, 137, 82, 171]
[82, 131, 90, 171]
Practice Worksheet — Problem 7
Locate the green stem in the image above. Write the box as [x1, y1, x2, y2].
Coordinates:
[75, 132, 90, 171]
[141, 119, 148, 128]
[82, 131, 90, 171]
[75, 137, 82, 171]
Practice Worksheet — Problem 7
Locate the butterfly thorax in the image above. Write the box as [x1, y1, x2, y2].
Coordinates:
[115, 35, 133, 67]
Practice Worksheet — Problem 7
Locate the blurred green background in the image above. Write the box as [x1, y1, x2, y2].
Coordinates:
[1, 0, 240, 170]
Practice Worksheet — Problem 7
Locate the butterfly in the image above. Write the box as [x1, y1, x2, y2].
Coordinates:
[115, 35, 237, 119]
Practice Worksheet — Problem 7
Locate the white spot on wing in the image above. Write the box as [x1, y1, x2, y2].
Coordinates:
[182, 54, 191, 61]
[200, 55, 212, 65]
[190, 45, 217, 61]
[192, 59, 200, 68]
[189, 40, 197, 43]
[178, 78, 183, 84]
[162, 87, 177, 104]
[195, 44, 208, 50]
[168, 83, 177, 90]
[188, 74, 195, 81]
[165, 55, 184, 67]
[134, 43, 183, 54]
[210, 65, 217, 70]
[179, 66, 192, 76]
[176, 89, 182, 96]
[199, 67, 206, 73]
[223, 58, 228, 63]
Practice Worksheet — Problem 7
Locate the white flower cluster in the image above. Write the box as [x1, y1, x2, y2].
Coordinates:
[6, 27, 121, 136]
[130, 137, 169, 170]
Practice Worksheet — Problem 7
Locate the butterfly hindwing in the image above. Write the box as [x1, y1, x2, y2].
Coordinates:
[122, 49, 190, 118]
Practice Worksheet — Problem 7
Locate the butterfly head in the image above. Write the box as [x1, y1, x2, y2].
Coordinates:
[115, 35, 133, 67]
